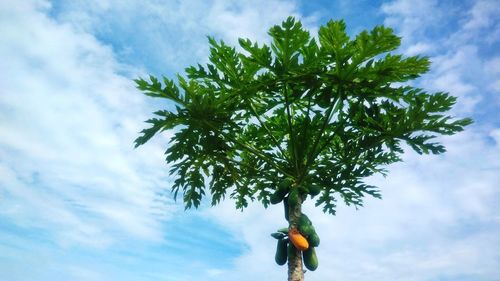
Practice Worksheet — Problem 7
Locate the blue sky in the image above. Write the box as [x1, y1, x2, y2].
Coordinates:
[0, 0, 499, 280]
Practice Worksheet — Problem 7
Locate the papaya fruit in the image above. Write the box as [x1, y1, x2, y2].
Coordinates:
[309, 232, 320, 247]
[298, 214, 313, 236]
[278, 178, 293, 191]
[288, 228, 309, 251]
[297, 214, 320, 246]
[308, 184, 321, 197]
[270, 179, 291, 205]
[299, 223, 315, 238]
[303, 247, 318, 271]
[298, 214, 312, 227]
[275, 239, 288, 266]
[270, 192, 284, 205]
[283, 196, 289, 221]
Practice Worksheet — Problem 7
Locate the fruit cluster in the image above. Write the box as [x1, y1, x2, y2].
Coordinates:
[270, 213, 320, 271]
[269, 178, 321, 206]
[269, 178, 321, 271]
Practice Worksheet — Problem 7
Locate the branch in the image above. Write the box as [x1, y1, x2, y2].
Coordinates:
[299, 88, 342, 182]
[284, 83, 299, 175]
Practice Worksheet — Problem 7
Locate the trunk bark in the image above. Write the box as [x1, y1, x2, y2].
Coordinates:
[288, 196, 304, 281]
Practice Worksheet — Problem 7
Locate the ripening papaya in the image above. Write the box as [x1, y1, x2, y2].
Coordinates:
[303, 247, 318, 271]
[275, 239, 288, 266]
[288, 228, 309, 251]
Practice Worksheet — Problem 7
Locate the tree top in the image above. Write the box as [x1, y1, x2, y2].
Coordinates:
[134, 17, 472, 214]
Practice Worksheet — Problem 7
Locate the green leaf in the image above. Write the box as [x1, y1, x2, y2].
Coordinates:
[318, 20, 350, 65]
[134, 111, 183, 148]
[268, 16, 311, 72]
[351, 25, 401, 67]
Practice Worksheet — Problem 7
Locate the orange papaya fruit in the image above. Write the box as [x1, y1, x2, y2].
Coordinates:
[288, 228, 309, 251]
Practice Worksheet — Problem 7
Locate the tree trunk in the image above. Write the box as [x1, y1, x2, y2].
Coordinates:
[288, 197, 304, 281]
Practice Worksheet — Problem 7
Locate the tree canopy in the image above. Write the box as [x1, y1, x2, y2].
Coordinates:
[134, 17, 472, 215]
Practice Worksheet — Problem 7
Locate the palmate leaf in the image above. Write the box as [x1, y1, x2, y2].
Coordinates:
[135, 17, 472, 214]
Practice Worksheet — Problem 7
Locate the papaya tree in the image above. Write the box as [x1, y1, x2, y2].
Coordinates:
[134, 17, 472, 281]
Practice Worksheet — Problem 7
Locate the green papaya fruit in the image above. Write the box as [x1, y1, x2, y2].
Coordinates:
[299, 224, 315, 237]
[275, 239, 288, 266]
[270, 179, 292, 205]
[278, 178, 293, 191]
[303, 247, 318, 271]
[276, 187, 289, 199]
[308, 184, 322, 197]
[270, 192, 284, 205]
[309, 232, 320, 247]
[271, 232, 286, 240]
[298, 214, 312, 227]
[283, 196, 289, 221]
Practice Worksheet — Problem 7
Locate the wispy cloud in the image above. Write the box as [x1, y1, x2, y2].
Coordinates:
[463, 0, 500, 32]
[0, 0, 176, 248]
[383, 0, 499, 115]
[48, 0, 317, 76]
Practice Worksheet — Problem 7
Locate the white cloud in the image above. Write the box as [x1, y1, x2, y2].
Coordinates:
[206, 0, 317, 44]
[381, 0, 442, 45]
[0, 0, 176, 247]
[382, 0, 500, 114]
[463, 0, 500, 31]
[404, 42, 434, 56]
[484, 56, 500, 93]
[47, 0, 317, 74]
[490, 129, 500, 147]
